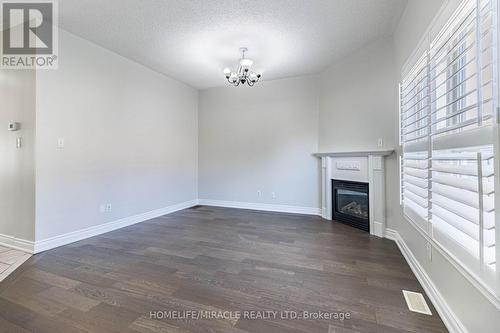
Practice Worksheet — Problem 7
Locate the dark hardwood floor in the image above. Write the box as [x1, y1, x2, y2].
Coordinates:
[0, 206, 448, 333]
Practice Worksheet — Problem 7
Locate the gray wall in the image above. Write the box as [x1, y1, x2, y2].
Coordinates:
[394, 0, 445, 71]
[318, 37, 400, 229]
[196, 36, 413, 229]
[198, 76, 320, 209]
[393, 1, 500, 332]
[197, 37, 398, 218]
[318, 37, 397, 152]
[35, 30, 199, 241]
[0, 70, 36, 242]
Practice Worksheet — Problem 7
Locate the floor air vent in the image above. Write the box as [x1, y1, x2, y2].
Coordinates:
[402, 290, 432, 315]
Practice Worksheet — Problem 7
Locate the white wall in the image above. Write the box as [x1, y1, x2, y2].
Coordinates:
[318, 37, 397, 152]
[35, 30, 198, 241]
[0, 70, 36, 244]
[318, 37, 401, 229]
[198, 76, 320, 210]
[394, 0, 446, 72]
[393, 1, 500, 332]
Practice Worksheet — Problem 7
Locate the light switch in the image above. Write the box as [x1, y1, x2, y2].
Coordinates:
[16, 137, 22, 149]
[57, 138, 65, 149]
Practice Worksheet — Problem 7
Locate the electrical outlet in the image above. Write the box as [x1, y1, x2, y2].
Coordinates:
[271, 192, 276, 199]
[257, 190, 262, 197]
[105, 204, 112, 212]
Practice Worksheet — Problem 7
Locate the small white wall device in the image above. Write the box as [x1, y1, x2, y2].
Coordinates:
[8, 122, 20, 131]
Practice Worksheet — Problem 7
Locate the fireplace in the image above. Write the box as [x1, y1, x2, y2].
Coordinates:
[315, 151, 393, 237]
[332, 179, 369, 232]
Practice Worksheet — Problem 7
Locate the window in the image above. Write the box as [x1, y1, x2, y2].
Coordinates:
[400, 0, 498, 291]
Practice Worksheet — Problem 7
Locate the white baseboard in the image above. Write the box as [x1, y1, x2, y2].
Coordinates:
[373, 221, 384, 238]
[33, 199, 199, 254]
[198, 199, 321, 216]
[3, 199, 318, 255]
[0, 234, 34, 253]
[384, 228, 398, 241]
[385, 228, 467, 333]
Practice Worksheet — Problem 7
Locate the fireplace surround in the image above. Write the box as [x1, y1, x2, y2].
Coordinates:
[314, 149, 394, 238]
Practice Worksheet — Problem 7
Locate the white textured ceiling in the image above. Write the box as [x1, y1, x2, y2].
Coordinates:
[59, 0, 407, 89]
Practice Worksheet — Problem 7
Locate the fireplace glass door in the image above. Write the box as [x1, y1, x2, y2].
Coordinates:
[332, 180, 369, 232]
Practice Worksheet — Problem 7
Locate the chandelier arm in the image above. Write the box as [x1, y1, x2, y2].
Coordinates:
[246, 77, 256, 86]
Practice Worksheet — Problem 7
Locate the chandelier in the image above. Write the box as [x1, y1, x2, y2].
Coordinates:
[223, 47, 262, 87]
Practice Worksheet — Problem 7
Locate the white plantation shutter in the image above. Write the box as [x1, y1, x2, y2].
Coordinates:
[401, 54, 431, 231]
[430, 0, 495, 135]
[431, 147, 496, 272]
[400, 0, 499, 289]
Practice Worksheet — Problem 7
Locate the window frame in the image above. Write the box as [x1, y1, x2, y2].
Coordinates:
[399, 0, 500, 305]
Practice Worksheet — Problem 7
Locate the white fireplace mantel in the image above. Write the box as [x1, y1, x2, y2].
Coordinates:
[313, 149, 394, 158]
[314, 149, 394, 238]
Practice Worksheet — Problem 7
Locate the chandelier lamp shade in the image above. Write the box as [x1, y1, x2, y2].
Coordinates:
[223, 47, 262, 87]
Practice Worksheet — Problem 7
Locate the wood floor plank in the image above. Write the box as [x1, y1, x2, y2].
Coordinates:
[0, 206, 448, 332]
[130, 315, 192, 333]
[21, 268, 81, 290]
[0, 316, 31, 333]
[37, 286, 101, 311]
